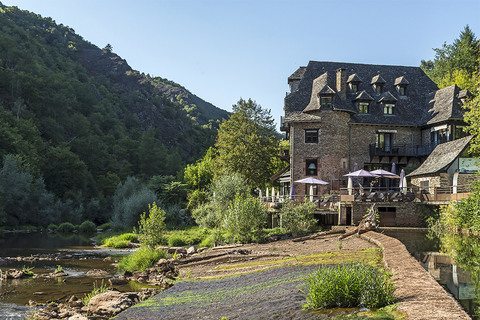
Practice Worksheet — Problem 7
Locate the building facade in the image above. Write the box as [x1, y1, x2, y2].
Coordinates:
[282, 61, 469, 199]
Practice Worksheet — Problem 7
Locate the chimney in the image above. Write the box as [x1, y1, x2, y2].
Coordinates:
[336, 68, 347, 100]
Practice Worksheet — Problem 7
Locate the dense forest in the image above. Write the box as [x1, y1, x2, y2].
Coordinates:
[0, 3, 229, 227]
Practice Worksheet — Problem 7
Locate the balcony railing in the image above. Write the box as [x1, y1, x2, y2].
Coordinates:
[369, 142, 439, 158]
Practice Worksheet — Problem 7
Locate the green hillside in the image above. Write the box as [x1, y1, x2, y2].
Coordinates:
[0, 3, 228, 226]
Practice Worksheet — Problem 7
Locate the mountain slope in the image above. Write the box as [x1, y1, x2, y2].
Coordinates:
[0, 3, 228, 202]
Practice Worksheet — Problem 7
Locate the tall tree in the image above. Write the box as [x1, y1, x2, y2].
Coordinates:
[421, 25, 480, 89]
[214, 98, 279, 188]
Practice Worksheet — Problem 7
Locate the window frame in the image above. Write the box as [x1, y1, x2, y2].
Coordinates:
[305, 159, 318, 176]
[383, 103, 394, 115]
[320, 96, 332, 108]
[358, 102, 369, 114]
[350, 83, 358, 93]
[397, 85, 406, 96]
[304, 129, 319, 143]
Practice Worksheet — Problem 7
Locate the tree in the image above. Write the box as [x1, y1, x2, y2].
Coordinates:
[137, 202, 166, 248]
[214, 98, 279, 188]
[184, 147, 216, 190]
[103, 43, 113, 52]
[421, 25, 480, 89]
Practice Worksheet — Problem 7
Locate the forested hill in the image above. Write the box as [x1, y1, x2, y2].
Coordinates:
[0, 3, 228, 207]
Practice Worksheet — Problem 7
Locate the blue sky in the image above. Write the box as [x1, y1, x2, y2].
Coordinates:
[3, 0, 480, 130]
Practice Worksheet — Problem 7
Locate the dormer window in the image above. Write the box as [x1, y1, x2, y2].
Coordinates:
[353, 90, 373, 114]
[371, 74, 386, 95]
[320, 96, 332, 108]
[394, 76, 409, 96]
[378, 91, 397, 115]
[347, 73, 362, 93]
[384, 104, 394, 115]
[351, 83, 358, 93]
[359, 102, 369, 114]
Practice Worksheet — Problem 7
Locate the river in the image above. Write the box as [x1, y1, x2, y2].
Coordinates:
[0, 231, 138, 319]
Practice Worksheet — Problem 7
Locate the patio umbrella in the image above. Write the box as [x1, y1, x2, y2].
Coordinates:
[344, 169, 377, 178]
[353, 162, 358, 171]
[399, 169, 407, 194]
[266, 188, 269, 201]
[391, 162, 396, 175]
[294, 177, 329, 185]
[271, 187, 275, 202]
[309, 185, 314, 202]
[259, 189, 262, 199]
[369, 169, 398, 178]
[347, 176, 353, 195]
[290, 183, 294, 200]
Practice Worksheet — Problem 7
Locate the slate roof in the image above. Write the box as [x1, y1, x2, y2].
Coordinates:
[371, 74, 386, 84]
[423, 84, 466, 126]
[347, 73, 362, 83]
[284, 111, 321, 123]
[354, 90, 374, 101]
[408, 135, 473, 177]
[284, 61, 440, 126]
[288, 67, 307, 83]
[378, 91, 398, 103]
[394, 76, 409, 86]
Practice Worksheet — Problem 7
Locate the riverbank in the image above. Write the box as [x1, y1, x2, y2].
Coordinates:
[115, 230, 472, 320]
[360, 231, 470, 320]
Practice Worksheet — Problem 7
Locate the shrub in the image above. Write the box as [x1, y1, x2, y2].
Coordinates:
[102, 233, 139, 248]
[191, 202, 222, 228]
[280, 200, 317, 236]
[165, 204, 190, 227]
[137, 202, 166, 248]
[57, 222, 75, 233]
[187, 189, 208, 211]
[98, 223, 111, 231]
[168, 234, 187, 247]
[79, 220, 96, 233]
[47, 223, 58, 231]
[118, 246, 168, 272]
[210, 173, 249, 210]
[303, 263, 396, 310]
[223, 193, 267, 243]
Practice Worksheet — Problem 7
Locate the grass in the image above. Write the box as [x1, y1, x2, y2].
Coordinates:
[118, 246, 168, 272]
[213, 248, 382, 273]
[100, 233, 139, 248]
[82, 280, 109, 306]
[303, 263, 396, 310]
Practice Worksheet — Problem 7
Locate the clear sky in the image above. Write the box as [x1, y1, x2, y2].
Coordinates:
[3, 0, 480, 130]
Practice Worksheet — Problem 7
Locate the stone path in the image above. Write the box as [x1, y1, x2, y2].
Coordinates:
[361, 231, 471, 320]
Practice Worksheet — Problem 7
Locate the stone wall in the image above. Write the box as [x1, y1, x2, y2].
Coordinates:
[339, 201, 431, 227]
[290, 110, 350, 196]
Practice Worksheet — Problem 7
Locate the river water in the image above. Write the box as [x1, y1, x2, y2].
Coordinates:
[0, 231, 138, 319]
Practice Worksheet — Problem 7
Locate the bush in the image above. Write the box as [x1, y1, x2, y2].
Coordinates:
[211, 173, 249, 210]
[79, 220, 96, 233]
[280, 200, 317, 236]
[118, 246, 168, 272]
[137, 202, 166, 248]
[304, 263, 396, 310]
[187, 189, 208, 211]
[102, 233, 139, 248]
[191, 202, 222, 228]
[57, 222, 75, 233]
[98, 222, 111, 231]
[165, 204, 191, 227]
[168, 234, 187, 247]
[47, 223, 58, 231]
[223, 193, 267, 243]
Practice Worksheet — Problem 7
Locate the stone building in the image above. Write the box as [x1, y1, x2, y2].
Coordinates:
[280, 61, 475, 226]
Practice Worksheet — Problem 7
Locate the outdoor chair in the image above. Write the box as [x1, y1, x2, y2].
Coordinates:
[366, 192, 378, 202]
[390, 192, 400, 201]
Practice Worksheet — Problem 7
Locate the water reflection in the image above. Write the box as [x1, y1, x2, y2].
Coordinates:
[384, 228, 479, 318]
